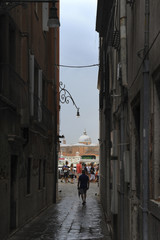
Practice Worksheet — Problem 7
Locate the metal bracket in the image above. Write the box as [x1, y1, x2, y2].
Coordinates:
[59, 82, 80, 117]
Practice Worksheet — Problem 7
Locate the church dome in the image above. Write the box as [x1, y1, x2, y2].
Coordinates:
[79, 130, 91, 145]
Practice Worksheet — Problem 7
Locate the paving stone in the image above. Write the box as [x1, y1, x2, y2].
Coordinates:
[8, 180, 111, 240]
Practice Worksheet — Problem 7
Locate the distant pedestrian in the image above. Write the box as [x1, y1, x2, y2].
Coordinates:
[63, 161, 69, 183]
[76, 161, 82, 180]
[95, 164, 99, 183]
[90, 163, 95, 182]
[78, 169, 89, 205]
[84, 163, 88, 175]
[87, 163, 91, 177]
[60, 164, 65, 182]
[70, 163, 75, 184]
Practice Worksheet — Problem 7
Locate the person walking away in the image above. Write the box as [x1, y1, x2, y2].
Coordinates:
[70, 163, 75, 184]
[76, 161, 82, 180]
[78, 169, 89, 205]
[63, 161, 69, 183]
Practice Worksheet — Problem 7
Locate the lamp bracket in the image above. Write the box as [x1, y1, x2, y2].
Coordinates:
[60, 82, 78, 109]
[59, 81, 80, 116]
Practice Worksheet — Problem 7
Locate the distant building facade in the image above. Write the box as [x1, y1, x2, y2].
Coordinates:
[59, 131, 99, 165]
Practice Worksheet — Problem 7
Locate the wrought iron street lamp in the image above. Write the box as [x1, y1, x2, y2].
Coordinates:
[0, 0, 60, 29]
[47, 0, 60, 28]
[59, 81, 80, 117]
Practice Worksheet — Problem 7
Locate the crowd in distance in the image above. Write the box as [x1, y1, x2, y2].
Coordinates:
[59, 161, 99, 184]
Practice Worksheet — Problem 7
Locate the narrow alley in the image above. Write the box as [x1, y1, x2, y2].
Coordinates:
[8, 181, 111, 240]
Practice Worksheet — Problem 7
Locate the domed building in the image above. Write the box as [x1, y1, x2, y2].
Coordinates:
[59, 130, 99, 166]
[79, 130, 91, 145]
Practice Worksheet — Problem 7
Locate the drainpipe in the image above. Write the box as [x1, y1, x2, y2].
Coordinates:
[119, 0, 127, 239]
[53, 27, 58, 203]
[142, 0, 150, 239]
[120, 0, 127, 87]
[120, 105, 124, 240]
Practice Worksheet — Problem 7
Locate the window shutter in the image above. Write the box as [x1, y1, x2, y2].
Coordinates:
[29, 53, 34, 116]
[42, 3, 49, 32]
[38, 69, 42, 122]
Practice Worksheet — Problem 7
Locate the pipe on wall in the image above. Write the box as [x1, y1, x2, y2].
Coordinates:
[120, 0, 127, 87]
[142, 0, 150, 239]
[119, 0, 127, 238]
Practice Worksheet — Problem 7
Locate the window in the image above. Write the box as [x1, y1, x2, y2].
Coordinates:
[132, 94, 141, 199]
[34, 65, 38, 97]
[29, 53, 34, 116]
[38, 159, 42, 190]
[34, 3, 39, 18]
[153, 77, 160, 198]
[0, 16, 4, 63]
[30, 59, 43, 122]
[27, 158, 31, 194]
[38, 70, 42, 122]
[42, 76, 47, 106]
[43, 160, 46, 188]
[9, 23, 16, 68]
[34, 65, 39, 120]
[42, 3, 49, 32]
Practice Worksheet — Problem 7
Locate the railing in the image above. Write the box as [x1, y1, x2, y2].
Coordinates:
[0, 63, 28, 110]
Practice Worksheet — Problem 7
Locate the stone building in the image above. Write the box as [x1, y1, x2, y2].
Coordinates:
[59, 130, 99, 165]
[96, 0, 160, 240]
[0, 2, 59, 239]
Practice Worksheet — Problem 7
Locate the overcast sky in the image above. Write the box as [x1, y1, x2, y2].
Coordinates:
[59, 0, 99, 145]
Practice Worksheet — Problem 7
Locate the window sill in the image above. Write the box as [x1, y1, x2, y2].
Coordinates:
[26, 193, 32, 198]
[149, 199, 160, 220]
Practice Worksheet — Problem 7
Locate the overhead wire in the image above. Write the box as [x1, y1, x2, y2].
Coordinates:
[129, 30, 160, 89]
[56, 64, 99, 68]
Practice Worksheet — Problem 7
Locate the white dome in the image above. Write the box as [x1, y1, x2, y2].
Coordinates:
[79, 130, 91, 144]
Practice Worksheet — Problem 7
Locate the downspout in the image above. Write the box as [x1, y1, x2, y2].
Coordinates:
[120, 0, 127, 88]
[142, 0, 150, 239]
[120, 104, 124, 240]
[120, 0, 127, 239]
[53, 27, 58, 203]
[105, 55, 111, 220]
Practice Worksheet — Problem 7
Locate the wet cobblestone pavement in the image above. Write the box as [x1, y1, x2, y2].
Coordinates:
[8, 180, 111, 240]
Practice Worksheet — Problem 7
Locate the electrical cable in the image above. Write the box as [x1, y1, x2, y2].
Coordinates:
[129, 30, 160, 89]
[114, 0, 119, 30]
[56, 64, 99, 68]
